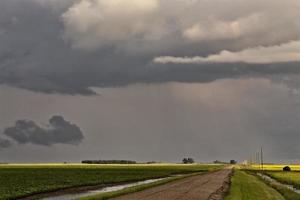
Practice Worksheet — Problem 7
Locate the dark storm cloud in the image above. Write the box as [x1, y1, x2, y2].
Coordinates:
[0, 0, 300, 94]
[0, 137, 11, 149]
[3, 116, 84, 146]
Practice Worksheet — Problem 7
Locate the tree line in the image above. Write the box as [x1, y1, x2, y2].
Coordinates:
[82, 160, 137, 164]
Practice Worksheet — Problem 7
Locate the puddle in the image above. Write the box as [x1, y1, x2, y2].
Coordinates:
[257, 173, 300, 194]
[41, 177, 169, 200]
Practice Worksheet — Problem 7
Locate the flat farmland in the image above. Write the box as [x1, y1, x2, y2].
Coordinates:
[0, 164, 222, 200]
[245, 164, 300, 171]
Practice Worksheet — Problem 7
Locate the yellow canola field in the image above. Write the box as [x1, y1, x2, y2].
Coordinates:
[242, 164, 300, 171]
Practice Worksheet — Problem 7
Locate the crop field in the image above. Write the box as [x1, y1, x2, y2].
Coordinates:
[4, 163, 300, 200]
[243, 164, 300, 171]
[266, 172, 300, 189]
[0, 163, 221, 200]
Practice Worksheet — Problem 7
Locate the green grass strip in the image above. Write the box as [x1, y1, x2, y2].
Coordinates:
[225, 170, 284, 200]
[255, 172, 300, 200]
[267, 182, 300, 200]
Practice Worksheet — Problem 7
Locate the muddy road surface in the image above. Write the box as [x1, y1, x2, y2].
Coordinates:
[111, 169, 232, 200]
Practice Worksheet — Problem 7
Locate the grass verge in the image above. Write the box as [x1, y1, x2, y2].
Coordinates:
[225, 170, 284, 200]
[266, 182, 300, 200]
[256, 172, 300, 200]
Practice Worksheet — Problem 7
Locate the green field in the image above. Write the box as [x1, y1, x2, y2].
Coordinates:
[0, 163, 221, 199]
[267, 171, 300, 189]
[225, 170, 284, 200]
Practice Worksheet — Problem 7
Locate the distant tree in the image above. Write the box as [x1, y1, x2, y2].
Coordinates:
[214, 160, 228, 164]
[182, 157, 195, 164]
[230, 160, 237, 164]
[187, 158, 195, 163]
[82, 160, 136, 164]
[283, 166, 291, 171]
[146, 161, 157, 164]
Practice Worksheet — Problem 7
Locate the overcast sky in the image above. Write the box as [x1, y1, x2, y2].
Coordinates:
[1, 0, 300, 163]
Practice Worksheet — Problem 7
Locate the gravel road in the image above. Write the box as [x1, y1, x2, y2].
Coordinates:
[111, 169, 232, 200]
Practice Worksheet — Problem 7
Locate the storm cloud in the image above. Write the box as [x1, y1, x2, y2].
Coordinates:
[0, 137, 11, 149]
[1, 0, 300, 163]
[0, 0, 300, 94]
[2, 116, 84, 146]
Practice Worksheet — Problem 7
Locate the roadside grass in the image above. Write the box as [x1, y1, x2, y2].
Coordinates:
[239, 165, 300, 199]
[79, 173, 200, 200]
[225, 170, 284, 200]
[0, 163, 222, 199]
[266, 181, 300, 200]
[243, 171, 300, 200]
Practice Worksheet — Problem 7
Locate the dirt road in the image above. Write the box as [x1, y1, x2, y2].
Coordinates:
[111, 169, 232, 200]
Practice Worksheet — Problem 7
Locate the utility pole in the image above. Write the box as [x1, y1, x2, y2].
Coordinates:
[255, 152, 258, 164]
[261, 147, 264, 172]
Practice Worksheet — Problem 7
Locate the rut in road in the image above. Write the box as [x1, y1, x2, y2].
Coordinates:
[111, 169, 232, 200]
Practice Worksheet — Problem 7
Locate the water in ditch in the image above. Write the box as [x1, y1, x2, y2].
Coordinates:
[257, 173, 300, 194]
[40, 177, 168, 200]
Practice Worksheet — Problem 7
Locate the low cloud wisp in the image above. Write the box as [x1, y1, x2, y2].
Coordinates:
[154, 41, 300, 64]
